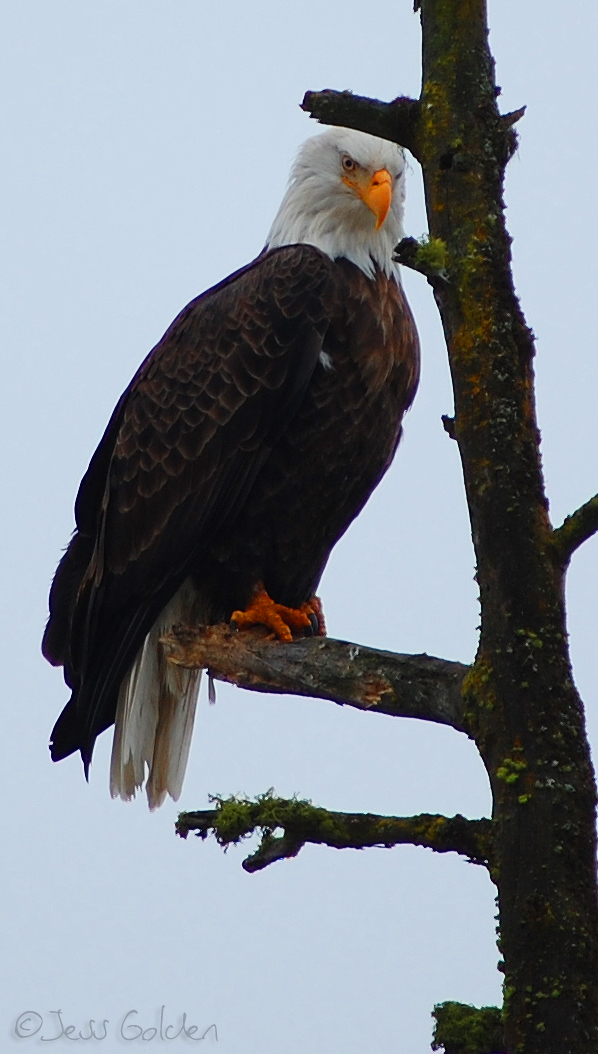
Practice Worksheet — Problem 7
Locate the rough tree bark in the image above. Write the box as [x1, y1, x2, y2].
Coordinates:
[171, 2, 598, 1051]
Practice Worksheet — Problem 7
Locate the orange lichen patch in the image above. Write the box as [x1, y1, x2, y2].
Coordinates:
[231, 587, 316, 642]
[360, 674, 393, 709]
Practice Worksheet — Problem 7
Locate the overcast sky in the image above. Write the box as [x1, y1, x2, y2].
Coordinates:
[2, 2, 597, 1051]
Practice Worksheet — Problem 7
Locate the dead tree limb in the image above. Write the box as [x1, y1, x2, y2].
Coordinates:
[162, 624, 469, 733]
[300, 90, 421, 158]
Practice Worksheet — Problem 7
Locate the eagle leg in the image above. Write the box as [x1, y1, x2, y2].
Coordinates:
[230, 587, 325, 643]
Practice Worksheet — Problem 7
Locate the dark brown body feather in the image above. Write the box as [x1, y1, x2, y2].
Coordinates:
[44, 245, 419, 770]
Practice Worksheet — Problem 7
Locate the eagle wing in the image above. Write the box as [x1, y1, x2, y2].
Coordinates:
[44, 244, 338, 766]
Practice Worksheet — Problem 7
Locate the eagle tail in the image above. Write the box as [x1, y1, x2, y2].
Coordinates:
[109, 579, 203, 809]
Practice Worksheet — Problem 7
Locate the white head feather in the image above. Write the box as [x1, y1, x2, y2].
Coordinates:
[266, 127, 406, 279]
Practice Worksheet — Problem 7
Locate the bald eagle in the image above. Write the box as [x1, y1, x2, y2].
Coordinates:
[43, 127, 420, 808]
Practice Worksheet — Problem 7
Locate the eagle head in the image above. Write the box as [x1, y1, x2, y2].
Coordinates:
[266, 126, 407, 278]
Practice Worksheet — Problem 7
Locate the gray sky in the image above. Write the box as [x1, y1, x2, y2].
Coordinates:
[2, 1, 597, 1050]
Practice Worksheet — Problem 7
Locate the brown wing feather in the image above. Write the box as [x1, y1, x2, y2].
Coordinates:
[220, 261, 420, 607]
[46, 245, 339, 766]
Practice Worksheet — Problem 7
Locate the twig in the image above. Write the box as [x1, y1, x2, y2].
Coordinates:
[442, 415, 457, 440]
[552, 494, 598, 565]
[501, 105, 526, 128]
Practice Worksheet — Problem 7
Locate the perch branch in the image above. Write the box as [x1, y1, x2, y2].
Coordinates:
[552, 494, 598, 565]
[301, 90, 421, 158]
[176, 792, 493, 873]
[162, 624, 469, 733]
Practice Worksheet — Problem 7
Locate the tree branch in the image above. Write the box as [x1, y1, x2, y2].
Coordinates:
[176, 792, 493, 873]
[552, 494, 598, 565]
[301, 90, 421, 158]
[161, 624, 469, 733]
[393, 235, 450, 286]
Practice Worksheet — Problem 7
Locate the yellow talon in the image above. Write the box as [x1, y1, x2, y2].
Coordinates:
[231, 587, 325, 641]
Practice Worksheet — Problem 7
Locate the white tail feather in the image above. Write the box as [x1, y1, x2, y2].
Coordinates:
[110, 580, 202, 809]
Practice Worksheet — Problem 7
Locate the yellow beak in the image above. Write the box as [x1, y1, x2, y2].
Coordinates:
[345, 168, 393, 230]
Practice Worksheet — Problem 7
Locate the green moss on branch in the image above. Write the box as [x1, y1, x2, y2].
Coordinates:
[176, 791, 493, 873]
[394, 235, 449, 284]
[432, 1001, 504, 1054]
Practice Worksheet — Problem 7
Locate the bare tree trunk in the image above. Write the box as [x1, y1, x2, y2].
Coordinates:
[414, 3, 598, 1048]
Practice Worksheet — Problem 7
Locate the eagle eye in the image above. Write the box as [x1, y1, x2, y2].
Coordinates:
[341, 154, 356, 173]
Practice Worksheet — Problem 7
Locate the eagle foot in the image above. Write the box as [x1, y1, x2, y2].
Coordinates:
[230, 588, 325, 643]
